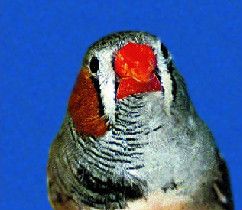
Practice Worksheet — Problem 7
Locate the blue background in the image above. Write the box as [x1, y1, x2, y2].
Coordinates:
[1, 1, 241, 209]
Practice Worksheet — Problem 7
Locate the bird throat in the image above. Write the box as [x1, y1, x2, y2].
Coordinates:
[109, 92, 164, 172]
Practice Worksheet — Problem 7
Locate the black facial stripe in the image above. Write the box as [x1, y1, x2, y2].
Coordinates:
[160, 43, 169, 59]
[154, 67, 161, 82]
[112, 54, 120, 98]
[90, 76, 106, 119]
[115, 77, 119, 100]
[167, 61, 177, 100]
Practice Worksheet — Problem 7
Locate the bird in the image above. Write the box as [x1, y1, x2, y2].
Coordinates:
[47, 31, 234, 210]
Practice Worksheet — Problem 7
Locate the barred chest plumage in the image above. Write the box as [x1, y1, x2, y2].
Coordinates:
[63, 91, 218, 206]
[47, 31, 233, 210]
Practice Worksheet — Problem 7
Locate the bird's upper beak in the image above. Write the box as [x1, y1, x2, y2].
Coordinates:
[114, 42, 162, 99]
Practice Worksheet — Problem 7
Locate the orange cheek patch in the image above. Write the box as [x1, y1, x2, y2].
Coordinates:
[68, 67, 108, 137]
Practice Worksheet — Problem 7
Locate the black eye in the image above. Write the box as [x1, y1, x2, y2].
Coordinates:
[89, 57, 99, 73]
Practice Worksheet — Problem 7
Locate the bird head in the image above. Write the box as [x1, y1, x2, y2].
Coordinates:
[67, 31, 187, 138]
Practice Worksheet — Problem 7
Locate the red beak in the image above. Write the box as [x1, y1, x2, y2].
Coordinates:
[114, 42, 162, 100]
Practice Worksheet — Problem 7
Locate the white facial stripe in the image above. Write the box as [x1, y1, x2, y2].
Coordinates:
[155, 40, 173, 114]
[96, 47, 116, 124]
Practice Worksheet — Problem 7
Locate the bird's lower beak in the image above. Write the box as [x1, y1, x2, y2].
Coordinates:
[116, 73, 162, 99]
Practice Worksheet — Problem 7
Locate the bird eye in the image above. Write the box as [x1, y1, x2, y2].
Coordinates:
[89, 57, 99, 73]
